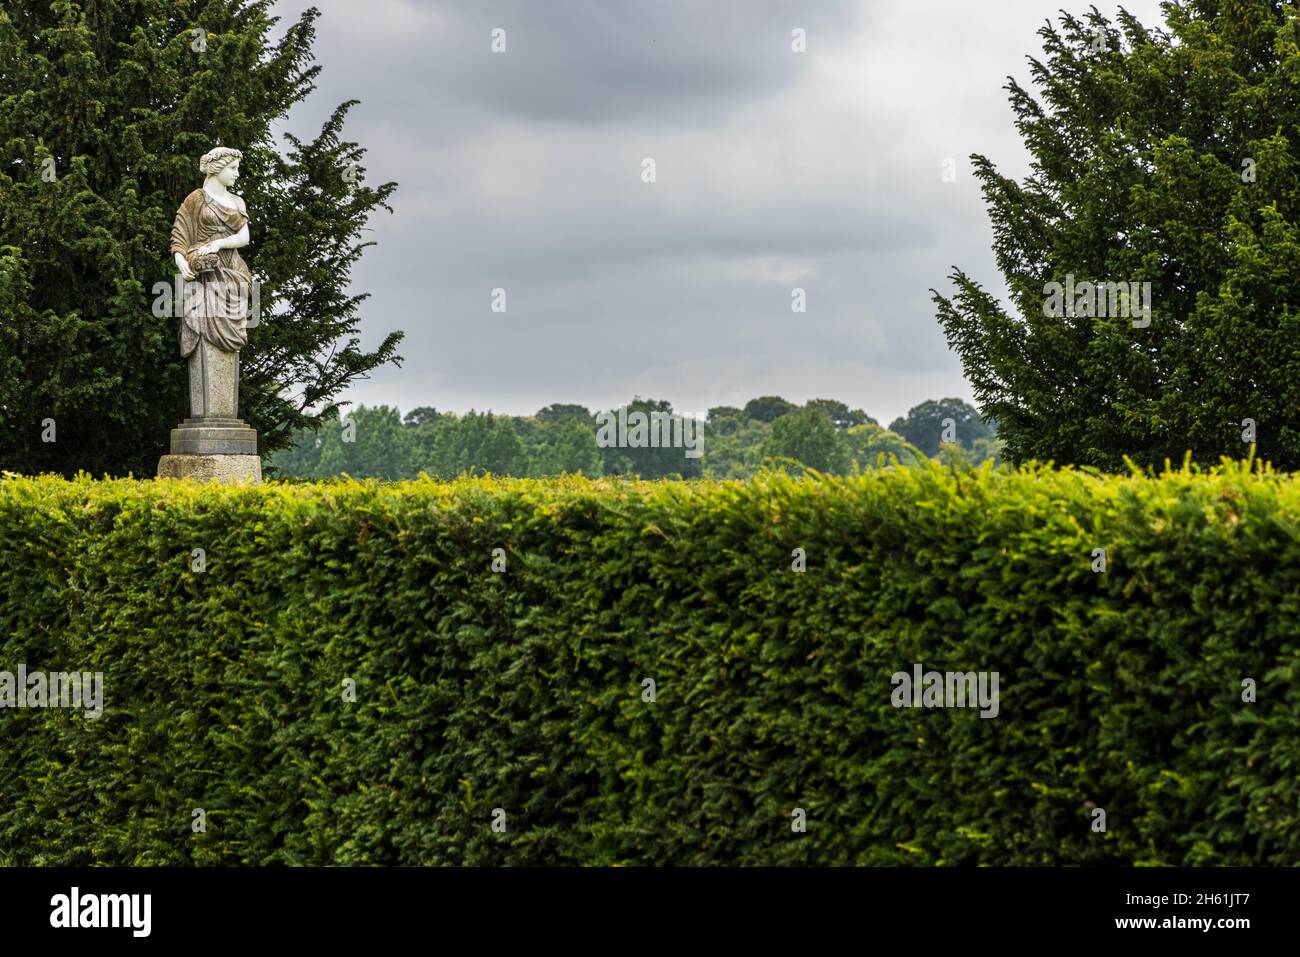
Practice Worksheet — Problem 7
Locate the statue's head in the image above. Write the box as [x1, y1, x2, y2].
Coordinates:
[200, 147, 243, 188]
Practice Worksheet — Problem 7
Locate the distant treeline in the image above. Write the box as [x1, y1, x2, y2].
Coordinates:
[267, 396, 1001, 480]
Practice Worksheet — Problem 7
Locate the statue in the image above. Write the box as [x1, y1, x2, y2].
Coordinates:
[157, 146, 261, 483]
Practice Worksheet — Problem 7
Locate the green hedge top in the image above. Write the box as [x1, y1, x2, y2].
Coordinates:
[0, 461, 1296, 864]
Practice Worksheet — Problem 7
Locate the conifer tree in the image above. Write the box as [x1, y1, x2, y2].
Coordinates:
[934, 1, 1300, 470]
[0, 0, 401, 476]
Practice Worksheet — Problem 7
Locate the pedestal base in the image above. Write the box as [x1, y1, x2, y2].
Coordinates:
[157, 454, 262, 484]
[170, 416, 258, 455]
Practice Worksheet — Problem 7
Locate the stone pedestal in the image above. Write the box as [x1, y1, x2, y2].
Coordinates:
[169, 415, 258, 455]
[187, 339, 241, 418]
[157, 417, 260, 483]
[158, 453, 261, 484]
[157, 336, 261, 483]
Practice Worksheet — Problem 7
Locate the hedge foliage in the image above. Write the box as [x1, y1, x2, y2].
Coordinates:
[0, 462, 1297, 865]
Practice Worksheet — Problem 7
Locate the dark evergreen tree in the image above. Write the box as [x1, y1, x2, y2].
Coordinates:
[535, 403, 591, 424]
[704, 405, 744, 437]
[933, 1, 1300, 470]
[0, 0, 401, 476]
[804, 398, 875, 431]
[599, 397, 703, 479]
[403, 407, 442, 429]
[742, 395, 796, 424]
[889, 397, 992, 457]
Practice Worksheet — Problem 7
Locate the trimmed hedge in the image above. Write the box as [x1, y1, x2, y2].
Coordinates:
[0, 463, 1297, 865]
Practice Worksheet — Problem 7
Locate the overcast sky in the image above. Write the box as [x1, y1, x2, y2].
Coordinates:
[270, 0, 1168, 425]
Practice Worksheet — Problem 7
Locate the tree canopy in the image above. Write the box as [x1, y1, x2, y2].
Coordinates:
[933, 0, 1300, 470]
[890, 397, 994, 457]
[268, 394, 979, 481]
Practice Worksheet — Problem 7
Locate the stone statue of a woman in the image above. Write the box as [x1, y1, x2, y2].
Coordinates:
[157, 146, 261, 482]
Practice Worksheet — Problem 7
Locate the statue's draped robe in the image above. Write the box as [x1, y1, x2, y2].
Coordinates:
[169, 188, 252, 356]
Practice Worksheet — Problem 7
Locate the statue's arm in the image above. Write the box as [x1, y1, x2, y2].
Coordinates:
[213, 196, 250, 251]
[171, 193, 197, 279]
[222, 222, 251, 251]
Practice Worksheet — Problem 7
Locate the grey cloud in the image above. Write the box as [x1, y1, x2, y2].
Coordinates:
[269, 0, 1168, 425]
